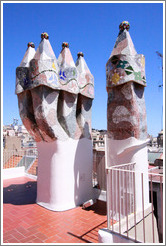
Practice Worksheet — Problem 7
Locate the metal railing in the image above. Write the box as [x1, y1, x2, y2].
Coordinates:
[105, 163, 163, 243]
[149, 171, 163, 243]
[3, 149, 25, 168]
[106, 164, 136, 232]
[104, 135, 163, 243]
[3, 148, 38, 175]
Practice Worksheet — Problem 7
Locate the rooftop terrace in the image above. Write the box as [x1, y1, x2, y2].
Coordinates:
[3, 148, 163, 243]
[3, 176, 109, 244]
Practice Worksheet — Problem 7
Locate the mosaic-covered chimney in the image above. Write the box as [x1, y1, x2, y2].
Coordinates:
[16, 33, 94, 211]
[106, 21, 149, 212]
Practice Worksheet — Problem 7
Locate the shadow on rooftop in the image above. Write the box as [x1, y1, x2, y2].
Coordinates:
[83, 200, 107, 216]
[67, 232, 91, 243]
[3, 181, 37, 205]
[68, 219, 107, 243]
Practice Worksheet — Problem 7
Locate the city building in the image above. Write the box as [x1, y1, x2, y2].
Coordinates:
[92, 129, 106, 149]
[3, 121, 36, 149]
[157, 130, 163, 147]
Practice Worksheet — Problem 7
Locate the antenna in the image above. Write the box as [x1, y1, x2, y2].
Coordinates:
[156, 51, 163, 87]
[13, 118, 18, 126]
[156, 51, 163, 131]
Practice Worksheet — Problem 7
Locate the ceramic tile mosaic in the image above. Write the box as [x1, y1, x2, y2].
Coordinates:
[16, 34, 94, 142]
[106, 21, 147, 140]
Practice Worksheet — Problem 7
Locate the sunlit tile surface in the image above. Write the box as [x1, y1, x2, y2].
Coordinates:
[3, 176, 107, 243]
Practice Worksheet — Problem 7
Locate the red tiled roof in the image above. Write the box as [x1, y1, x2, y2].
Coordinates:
[27, 159, 38, 176]
[3, 176, 111, 243]
[3, 155, 23, 169]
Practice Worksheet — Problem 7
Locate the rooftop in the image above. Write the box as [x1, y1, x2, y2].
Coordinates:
[3, 176, 108, 244]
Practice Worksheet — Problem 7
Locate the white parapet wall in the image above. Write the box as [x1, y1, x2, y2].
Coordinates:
[98, 229, 135, 243]
[98, 204, 159, 243]
[3, 166, 25, 180]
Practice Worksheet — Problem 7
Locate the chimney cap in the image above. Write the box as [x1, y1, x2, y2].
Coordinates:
[27, 42, 35, 48]
[77, 52, 84, 58]
[41, 32, 49, 40]
[62, 42, 69, 48]
[119, 21, 130, 31]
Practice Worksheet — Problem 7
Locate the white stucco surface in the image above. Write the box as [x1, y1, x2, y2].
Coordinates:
[98, 204, 159, 243]
[3, 166, 25, 180]
[98, 229, 135, 243]
[36, 138, 93, 211]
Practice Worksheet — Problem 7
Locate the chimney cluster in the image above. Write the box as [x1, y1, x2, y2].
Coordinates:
[16, 32, 94, 142]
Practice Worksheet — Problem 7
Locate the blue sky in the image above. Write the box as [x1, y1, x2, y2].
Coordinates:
[2, 2, 164, 137]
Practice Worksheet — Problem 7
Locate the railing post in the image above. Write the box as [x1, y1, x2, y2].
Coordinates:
[111, 169, 113, 230]
[24, 149, 26, 168]
[106, 168, 110, 230]
[141, 173, 145, 243]
[133, 171, 137, 241]
[125, 168, 128, 237]
[117, 170, 121, 234]
[150, 174, 155, 243]
[160, 175, 163, 242]
[105, 134, 110, 230]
